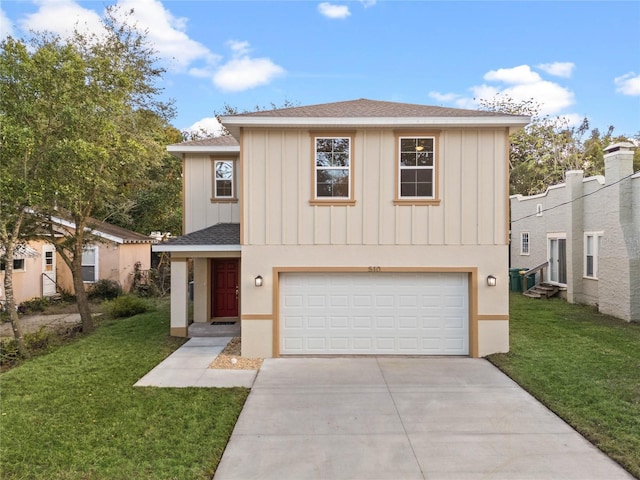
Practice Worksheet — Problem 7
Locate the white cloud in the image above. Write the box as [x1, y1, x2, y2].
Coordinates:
[318, 3, 351, 19]
[1, 8, 15, 39]
[19, 0, 103, 37]
[537, 62, 575, 78]
[185, 117, 225, 137]
[428, 91, 461, 102]
[227, 40, 251, 56]
[614, 72, 640, 96]
[484, 65, 541, 85]
[432, 65, 575, 116]
[556, 113, 585, 128]
[112, 0, 218, 70]
[214, 56, 285, 92]
[360, 0, 377, 7]
[17, 0, 217, 71]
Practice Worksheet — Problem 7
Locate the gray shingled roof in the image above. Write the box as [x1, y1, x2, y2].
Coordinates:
[169, 136, 239, 148]
[161, 223, 240, 246]
[231, 98, 511, 118]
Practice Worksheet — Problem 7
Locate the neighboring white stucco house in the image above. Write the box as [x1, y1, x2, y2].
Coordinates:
[156, 99, 529, 357]
[510, 142, 639, 322]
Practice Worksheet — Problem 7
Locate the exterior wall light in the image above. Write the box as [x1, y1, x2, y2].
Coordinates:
[487, 275, 497, 287]
[254, 275, 263, 287]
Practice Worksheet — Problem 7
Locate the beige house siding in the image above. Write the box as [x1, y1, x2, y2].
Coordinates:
[242, 128, 508, 246]
[184, 154, 240, 234]
[0, 239, 50, 304]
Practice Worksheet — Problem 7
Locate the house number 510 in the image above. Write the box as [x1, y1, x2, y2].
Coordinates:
[368, 266, 382, 272]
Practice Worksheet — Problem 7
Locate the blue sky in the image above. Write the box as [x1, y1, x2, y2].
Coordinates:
[2, 0, 639, 137]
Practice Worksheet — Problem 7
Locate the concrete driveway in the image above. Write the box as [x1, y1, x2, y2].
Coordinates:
[214, 357, 632, 480]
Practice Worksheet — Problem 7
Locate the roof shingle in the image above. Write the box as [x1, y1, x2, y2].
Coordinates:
[161, 223, 240, 246]
[231, 98, 513, 118]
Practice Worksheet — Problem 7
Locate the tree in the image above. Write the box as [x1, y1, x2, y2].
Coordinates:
[1, 34, 57, 355]
[480, 95, 638, 195]
[97, 124, 184, 236]
[1, 7, 173, 334]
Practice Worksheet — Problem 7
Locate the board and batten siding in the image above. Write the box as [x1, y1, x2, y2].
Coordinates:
[183, 154, 241, 234]
[242, 128, 509, 246]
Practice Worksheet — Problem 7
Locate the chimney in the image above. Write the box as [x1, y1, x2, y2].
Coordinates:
[604, 142, 634, 183]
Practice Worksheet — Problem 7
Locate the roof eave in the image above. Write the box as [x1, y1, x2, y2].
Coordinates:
[166, 145, 240, 155]
[221, 115, 531, 138]
[152, 244, 242, 253]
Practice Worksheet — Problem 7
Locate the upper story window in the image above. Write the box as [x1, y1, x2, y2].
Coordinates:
[536, 203, 543, 216]
[81, 246, 98, 283]
[395, 133, 440, 205]
[584, 232, 603, 279]
[520, 232, 530, 255]
[214, 160, 234, 199]
[312, 134, 354, 204]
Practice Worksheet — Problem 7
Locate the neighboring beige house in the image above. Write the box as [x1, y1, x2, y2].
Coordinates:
[510, 142, 639, 322]
[1, 218, 155, 305]
[157, 99, 529, 357]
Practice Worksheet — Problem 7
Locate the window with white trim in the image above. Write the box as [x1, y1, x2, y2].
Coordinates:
[214, 160, 234, 199]
[0, 259, 25, 272]
[314, 136, 351, 199]
[398, 136, 435, 199]
[520, 232, 530, 255]
[81, 246, 98, 283]
[584, 232, 603, 279]
[536, 204, 543, 216]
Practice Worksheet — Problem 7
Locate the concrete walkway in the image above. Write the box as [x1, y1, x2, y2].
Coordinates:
[134, 337, 257, 388]
[214, 357, 633, 480]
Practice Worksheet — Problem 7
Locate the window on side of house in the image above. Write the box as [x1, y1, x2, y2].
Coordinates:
[81, 247, 98, 283]
[395, 134, 439, 204]
[536, 204, 543, 216]
[213, 160, 234, 199]
[584, 232, 603, 279]
[0, 259, 25, 271]
[313, 136, 353, 202]
[520, 232, 530, 255]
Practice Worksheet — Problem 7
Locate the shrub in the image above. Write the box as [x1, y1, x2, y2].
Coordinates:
[88, 279, 123, 300]
[103, 295, 151, 319]
[19, 297, 50, 313]
[0, 338, 20, 366]
[0, 328, 53, 367]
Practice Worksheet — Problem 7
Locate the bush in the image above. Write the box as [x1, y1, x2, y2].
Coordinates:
[19, 297, 50, 313]
[103, 295, 151, 319]
[0, 328, 53, 367]
[88, 279, 123, 300]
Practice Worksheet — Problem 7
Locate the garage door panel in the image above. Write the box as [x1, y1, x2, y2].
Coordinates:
[280, 272, 469, 355]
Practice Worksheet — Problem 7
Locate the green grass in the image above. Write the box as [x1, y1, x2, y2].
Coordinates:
[489, 293, 640, 478]
[0, 305, 249, 480]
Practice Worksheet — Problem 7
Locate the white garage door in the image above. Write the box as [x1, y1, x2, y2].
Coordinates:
[280, 272, 469, 355]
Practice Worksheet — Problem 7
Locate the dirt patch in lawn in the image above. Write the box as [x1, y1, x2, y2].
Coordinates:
[209, 337, 263, 370]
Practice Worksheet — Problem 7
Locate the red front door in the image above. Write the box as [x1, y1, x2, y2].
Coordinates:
[213, 259, 239, 317]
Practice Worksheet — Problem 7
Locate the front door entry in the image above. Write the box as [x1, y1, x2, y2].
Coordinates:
[42, 244, 57, 297]
[212, 259, 239, 318]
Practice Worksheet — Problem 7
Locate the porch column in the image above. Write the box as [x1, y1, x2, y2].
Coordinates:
[193, 258, 210, 323]
[170, 257, 189, 337]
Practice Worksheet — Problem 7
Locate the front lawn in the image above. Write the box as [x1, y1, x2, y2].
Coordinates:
[489, 293, 640, 478]
[0, 305, 248, 479]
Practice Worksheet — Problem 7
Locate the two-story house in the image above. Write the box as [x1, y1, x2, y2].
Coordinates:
[156, 99, 529, 358]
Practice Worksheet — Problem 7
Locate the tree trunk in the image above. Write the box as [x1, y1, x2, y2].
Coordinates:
[2, 239, 30, 358]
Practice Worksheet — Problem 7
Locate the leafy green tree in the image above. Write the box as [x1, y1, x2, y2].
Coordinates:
[1, 34, 58, 355]
[480, 95, 637, 195]
[95, 123, 184, 236]
[1, 7, 173, 333]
